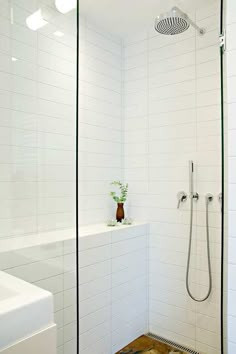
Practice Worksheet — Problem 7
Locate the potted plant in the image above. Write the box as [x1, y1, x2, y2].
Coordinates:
[110, 181, 128, 222]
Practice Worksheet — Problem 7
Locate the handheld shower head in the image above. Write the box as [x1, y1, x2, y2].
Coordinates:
[154, 6, 205, 36]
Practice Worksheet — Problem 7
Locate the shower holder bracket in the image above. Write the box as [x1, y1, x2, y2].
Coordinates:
[219, 29, 226, 51]
[192, 192, 199, 201]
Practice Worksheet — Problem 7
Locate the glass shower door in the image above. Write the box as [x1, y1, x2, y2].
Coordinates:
[0, 1, 77, 353]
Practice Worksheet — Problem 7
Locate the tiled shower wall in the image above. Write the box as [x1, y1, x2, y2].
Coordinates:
[79, 224, 148, 354]
[79, 16, 123, 225]
[226, 0, 236, 352]
[123, 2, 222, 353]
[0, 1, 77, 354]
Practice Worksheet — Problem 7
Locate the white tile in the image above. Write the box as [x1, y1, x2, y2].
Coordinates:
[229, 316, 236, 344]
[79, 321, 110, 351]
[149, 312, 195, 339]
[64, 339, 77, 354]
[227, 23, 236, 51]
[229, 341, 236, 354]
[6, 256, 63, 283]
[79, 232, 111, 251]
[79, 275, 111, 301]
[111, 235, 147, 258]
[79, 260, 111, 284]
[79, 306, 110, 335]
[229, 264, 236, 291]
[149, 38, 195, 63]
[80, 245, 111, 267]
[79, 290, 111, 319]
[81, 335, 111, 354]
[227, 0, 236, 24]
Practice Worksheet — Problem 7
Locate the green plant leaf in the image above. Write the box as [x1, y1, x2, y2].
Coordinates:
[109, 180, 128, 204]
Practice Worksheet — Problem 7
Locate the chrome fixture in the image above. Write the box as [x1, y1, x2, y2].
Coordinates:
[219, 30, 226, 52]
[154, 6, 205, 36]
[189, 160, 199, 201]
[206, 193, 214, 202]
[218, 192, 223, 211]
[218, 192, 222, 204]
[177, 191, 187, 209]
[192, 192, 199, 201]
[185, 161, 212, 302]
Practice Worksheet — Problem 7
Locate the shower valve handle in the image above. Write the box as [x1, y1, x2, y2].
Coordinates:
[177, 191, 187, 209]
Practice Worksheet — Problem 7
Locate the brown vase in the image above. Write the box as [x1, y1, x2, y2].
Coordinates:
[116, 203, 124, 222]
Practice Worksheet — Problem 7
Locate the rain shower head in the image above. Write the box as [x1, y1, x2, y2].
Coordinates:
[154, 6, 205, 36]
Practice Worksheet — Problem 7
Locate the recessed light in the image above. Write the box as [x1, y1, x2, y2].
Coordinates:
[55, 0, 76, 14]
[12, 57, 18, 62]
[53, 31, 64, 37]
[26, 9, 48, 31]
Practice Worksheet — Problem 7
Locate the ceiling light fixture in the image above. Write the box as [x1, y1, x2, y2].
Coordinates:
[26, 9, 48, 31]
[55, 0, 76, 14]
[11, 57, 18, 62]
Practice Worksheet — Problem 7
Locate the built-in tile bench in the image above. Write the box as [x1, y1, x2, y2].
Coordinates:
[79, 222, 149, 354]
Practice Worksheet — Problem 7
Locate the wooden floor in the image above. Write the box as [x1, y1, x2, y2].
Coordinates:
[116, 335, 187, 354]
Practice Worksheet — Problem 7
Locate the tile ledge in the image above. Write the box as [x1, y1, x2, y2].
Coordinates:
[0, 228, 75, 253]
[79, 221, 148, 237]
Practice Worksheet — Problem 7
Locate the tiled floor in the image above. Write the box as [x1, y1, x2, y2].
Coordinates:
[116, 335, 187, 354]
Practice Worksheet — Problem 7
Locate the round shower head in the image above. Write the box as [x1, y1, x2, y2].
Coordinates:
[154, 7, 190, 35]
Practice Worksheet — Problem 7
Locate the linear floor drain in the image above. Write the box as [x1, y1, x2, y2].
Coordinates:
[147, 333, 201, 354]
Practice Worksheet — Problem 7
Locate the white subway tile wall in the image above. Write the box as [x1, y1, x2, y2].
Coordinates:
[0, 1, 77, 354]
[226, 0, 236, 353]
[79, 224, 148, 354]
[123, 3, 222, 353]
[79, 16, 123, 225]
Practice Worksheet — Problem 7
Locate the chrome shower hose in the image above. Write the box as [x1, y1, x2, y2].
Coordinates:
[186, 195, 212, 302]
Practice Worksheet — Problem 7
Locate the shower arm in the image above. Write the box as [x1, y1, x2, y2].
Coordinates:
[172, 6, 205, 35]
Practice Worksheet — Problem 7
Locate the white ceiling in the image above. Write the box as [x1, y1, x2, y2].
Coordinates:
[79, 0, 217, 37]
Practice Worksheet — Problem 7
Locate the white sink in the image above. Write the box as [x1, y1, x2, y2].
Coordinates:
[0, 271, 54, 351]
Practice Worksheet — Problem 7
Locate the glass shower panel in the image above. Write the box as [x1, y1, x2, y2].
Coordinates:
[122, 1, 222, 353]
[78, 0, 223, 353]
[146, 2, 222, 353]
[0, 1, 77, 354]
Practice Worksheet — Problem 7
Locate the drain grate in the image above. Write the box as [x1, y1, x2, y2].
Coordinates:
[147, 333, 201, 354]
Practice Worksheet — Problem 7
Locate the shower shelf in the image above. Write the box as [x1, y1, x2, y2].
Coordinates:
[79, 221, 148, 237]
[79, 222, 149, 252]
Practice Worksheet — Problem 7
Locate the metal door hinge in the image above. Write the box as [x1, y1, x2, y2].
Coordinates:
[219, 30, 226, 52]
